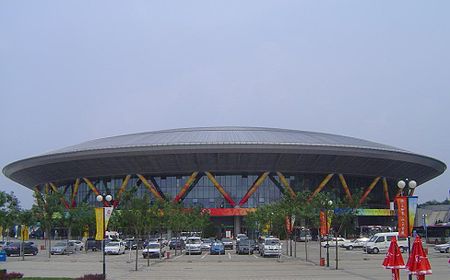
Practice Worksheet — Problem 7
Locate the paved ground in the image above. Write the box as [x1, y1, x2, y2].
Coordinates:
[1, 240, 449, 279]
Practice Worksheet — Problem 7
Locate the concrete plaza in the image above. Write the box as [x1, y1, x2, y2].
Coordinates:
[1, 240, 449, 279]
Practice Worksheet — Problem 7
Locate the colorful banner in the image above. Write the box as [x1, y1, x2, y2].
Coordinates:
[205, 208, 256, 216]
[95, 207, 114, 240]
[95, 208, 104, 241]
[396, 197, 408, 238]
[408, 196, 418, 235]
[320, 211, 332, 235]
[21, 225, 29, 241]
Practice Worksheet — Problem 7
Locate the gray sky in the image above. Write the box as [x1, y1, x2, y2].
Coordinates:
[1, 1, 449, 209]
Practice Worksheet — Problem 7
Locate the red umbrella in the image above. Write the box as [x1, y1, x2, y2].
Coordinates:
[406, 236, 432, 280]
[382, 236, 405, 280]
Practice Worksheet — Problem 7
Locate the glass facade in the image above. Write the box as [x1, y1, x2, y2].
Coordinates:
[56, 173, 395, 211]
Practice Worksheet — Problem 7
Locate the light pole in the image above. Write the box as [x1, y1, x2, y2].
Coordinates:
[96, 194, 113, 280]
[324, 200, 333, 268]
[397, 179, 417, 280]
[422, 214, 428, 252]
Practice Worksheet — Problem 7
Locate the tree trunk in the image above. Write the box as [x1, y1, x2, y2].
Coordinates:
[135, 234, 139, 271]
[47, 228, 51, 259]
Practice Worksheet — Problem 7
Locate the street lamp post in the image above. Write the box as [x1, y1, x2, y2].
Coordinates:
[397, 179, 417, 280]
[96, 194, 113, 280]
[324, 200, 333, 268]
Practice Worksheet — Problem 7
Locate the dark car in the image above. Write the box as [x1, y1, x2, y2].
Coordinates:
[4, 242, 38, 256]
[221, 238, 233, 250]
[236, 239, 256, 254]
[125, 238, 144, 250]
[86, 238, 102, 251]
[169, 238, 185, 250]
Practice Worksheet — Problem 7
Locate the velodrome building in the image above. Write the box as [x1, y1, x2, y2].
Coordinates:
[3, 127, 446, 235]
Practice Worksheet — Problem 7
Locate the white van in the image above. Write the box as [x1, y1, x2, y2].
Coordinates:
[365, 232, 408, 254]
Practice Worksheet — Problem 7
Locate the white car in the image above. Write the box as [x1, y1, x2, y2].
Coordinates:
[185, 237, 202, 255]
[341, 237, 369, 250]
[142, 242, 166, 258]
[104, 241, 126, 255]
[260, 237, 282, 257]
[321, 237, 349, 248]
[434, 242, 450, 253]
[69, 240, 84, 251]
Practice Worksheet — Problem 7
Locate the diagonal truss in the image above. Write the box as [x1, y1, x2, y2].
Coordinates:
[239, 172, 270, 206]
[83, 178, 109, 206]
[338, 174, 353, 201]
[49, 182, 70, 209]
[358, 177, 381, 206]
[71, 178, 80, 208]
[308, 174, 334, 202]
[137, 174, 164, 201]
[382, 178, 391, 208]
[276, 172, 296, 198]
[205, 172, 236, 207]
[113, 175, 131, 207]
[173, 172, 199, 203]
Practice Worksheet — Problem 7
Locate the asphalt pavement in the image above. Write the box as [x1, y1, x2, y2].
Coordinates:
[1, 240, 449, 279]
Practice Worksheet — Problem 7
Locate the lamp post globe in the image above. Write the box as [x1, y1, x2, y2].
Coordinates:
[397, 180, 406, 190]
[96, 195, 104, 202]
[408, 180, 417, 189]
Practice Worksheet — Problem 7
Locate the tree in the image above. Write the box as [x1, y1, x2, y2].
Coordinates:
[32, 191, 64, 258]
[119, 188, 152, 271]
[0, 191, 21, 241]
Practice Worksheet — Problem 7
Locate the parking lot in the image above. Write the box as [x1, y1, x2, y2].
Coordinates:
[1, 240, 449, 279]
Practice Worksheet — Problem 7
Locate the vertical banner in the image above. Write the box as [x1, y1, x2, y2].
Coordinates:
[95, 208, 104, 241]
[407, 196, 418, 236]
[104, 206, 114, 230]
[396, 197, 408, 238]
[20, 225, 29, 241]
[320, 211, 328, 235]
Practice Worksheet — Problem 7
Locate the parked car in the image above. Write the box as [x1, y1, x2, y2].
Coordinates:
[365, 232, 408, 254]
[221, 238, 233, 250]
[236, 234, 248, 242]
[4, 242, 38, 256]
[86, 238, 101, 251]
[434, 241, 450, 253]
[51, 241, 76, 255]
[142, 242, 166, 258]
[125, 238, 144, 250]
[201, 239, 212, 251]
[210, 241, 225, 255]
[105, 241, 126, 255]
[259, 237, 282, 257]
[321, 237, 349, 248]
[185, 237, 202, 255]
[236, 239, 256, 254]
[69, 240, 84, 251]
[169, 238, 185, 250]
[341, 237, 370, 250]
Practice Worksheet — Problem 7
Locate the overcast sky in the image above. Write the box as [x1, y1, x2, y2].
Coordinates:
[1, 1, 449, 209]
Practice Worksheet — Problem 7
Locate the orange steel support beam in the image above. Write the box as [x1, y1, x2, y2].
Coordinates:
[276, 172, 296, 198]
[114, 175, 131, 207]
[137, 174, 164, 201]
[338, 174, 353, 201]
[44, 183, 49, 194]
[71, 178, 80, 208]
[239, 172, 269, 206]
[205, 172, 236, 207]
[173, 172, 199, 203]
[49, 182, 70, 209]
[358, 177, 381, 206]
[83, 178, 108, 206]
[382, 178, 391, 208]
[308, 174, 334, 202]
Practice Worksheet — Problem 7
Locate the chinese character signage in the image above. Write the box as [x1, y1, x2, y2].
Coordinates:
[396, 196, 418, 238]
[396, 197, 408, 238]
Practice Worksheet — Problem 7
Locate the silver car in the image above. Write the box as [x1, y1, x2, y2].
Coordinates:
[434, 242, 450, 253]
[50, 241, 76, 255]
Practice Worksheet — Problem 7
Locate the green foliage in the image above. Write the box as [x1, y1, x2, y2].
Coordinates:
[0, 191, 21, 237]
